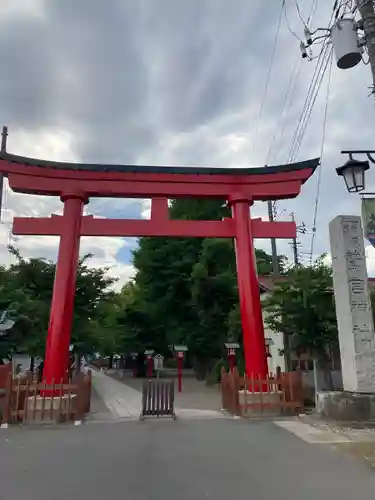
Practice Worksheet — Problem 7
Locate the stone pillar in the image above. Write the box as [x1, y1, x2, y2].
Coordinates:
[329, 215, 375, 393]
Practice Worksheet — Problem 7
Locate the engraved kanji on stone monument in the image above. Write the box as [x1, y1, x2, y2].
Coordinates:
[329, 215, 375, 393]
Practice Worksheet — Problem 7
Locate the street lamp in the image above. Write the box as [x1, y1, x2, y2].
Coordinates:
[336, 157, 369, 193]
[336, 152, 371, 193]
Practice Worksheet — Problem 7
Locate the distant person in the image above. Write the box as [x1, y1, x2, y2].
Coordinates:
[37, 361, 44, 382]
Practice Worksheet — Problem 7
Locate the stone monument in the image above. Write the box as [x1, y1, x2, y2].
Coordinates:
[317, 216, 375, 420]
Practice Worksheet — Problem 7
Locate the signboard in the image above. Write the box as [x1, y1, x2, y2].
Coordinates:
[153, 354, 164, 371]
[361, 197, 375, 247]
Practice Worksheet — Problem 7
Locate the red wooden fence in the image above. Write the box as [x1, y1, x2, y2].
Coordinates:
[221, 367, 303, 417]
[0, 370, 92, 426]
[0, 364, 12, 389]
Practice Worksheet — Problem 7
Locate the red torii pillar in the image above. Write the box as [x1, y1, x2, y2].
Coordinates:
[230, 195, 269, 378]
[43, 194, 86, 384]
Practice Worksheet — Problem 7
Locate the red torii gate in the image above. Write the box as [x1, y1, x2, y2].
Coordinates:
[0, 152, 318, 384]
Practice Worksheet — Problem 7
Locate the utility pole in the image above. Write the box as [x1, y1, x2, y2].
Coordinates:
[357, 0, 375, 93]
[300, 1, 375, 95]
[291, 213, 299, 266]
[0, 125, 8, 221]
[267, 199, 279, 275]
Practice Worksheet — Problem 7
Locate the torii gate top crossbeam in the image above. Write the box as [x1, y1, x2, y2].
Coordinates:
[0, 152, 319, 200]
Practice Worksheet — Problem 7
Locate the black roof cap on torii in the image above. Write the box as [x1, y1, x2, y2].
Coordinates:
[0, 152, 320, 177]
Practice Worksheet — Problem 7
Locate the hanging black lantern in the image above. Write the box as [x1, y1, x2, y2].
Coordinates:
[336, 158, 369, 193]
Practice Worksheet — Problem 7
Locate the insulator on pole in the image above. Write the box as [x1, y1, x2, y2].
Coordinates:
[300, 41, 308, 59]
[304, 27, 312, 45]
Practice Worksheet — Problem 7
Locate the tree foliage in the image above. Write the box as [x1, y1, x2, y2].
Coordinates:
[263, 257, 338, 363]
[130, 199, 286, 375]
[0, 246, 117, 359]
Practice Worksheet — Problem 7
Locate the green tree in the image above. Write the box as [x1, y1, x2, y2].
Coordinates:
[71, 254, 118, 356]
[0, 247, 118, 361]
[131, 198, 286, 376]
[132, 199, 229, 351]
[263, 257, 338, 386]
[189, 239, 238, 378]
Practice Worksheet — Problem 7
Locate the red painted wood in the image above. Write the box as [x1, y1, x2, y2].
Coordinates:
[8, 173, 305, 200]
[147, 357, 153, 378]
[177, 356, 183, 393]
[42, 196, 84, 386]
[231, 200, 269, 379]
[12, 216, 297, 239]
[150, 197, 169, 220]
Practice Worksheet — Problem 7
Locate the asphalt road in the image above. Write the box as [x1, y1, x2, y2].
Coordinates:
[1, 419, 375, 499]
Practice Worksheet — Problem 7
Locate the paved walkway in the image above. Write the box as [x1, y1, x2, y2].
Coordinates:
[91, 370, 143, 419]
[112, 369, 222, 411]
[91, 370, 225, 421]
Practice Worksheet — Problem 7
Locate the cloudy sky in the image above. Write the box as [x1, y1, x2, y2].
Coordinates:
[0, 0, 374, 289]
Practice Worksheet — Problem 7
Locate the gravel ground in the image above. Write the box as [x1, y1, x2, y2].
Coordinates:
[297, 412, 375, 468]
[336, 442, 375, 469]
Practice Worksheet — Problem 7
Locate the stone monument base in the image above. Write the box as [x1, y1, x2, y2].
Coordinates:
[316, 391, 375, 421]
[239, 390, 283, 417]
[25, 395, 77, 424]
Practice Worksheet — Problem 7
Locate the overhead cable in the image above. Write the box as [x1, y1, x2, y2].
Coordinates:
[309, 50, 333, 264]
[252, 0, 285, 155]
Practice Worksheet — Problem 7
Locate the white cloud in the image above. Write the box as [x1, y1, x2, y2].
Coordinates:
[2, 0, 375, 285]
[0, 129, 135, 289]
[0, 0, 45, 20]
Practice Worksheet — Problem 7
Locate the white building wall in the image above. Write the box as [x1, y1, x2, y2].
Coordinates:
[261, 294, 286, 373]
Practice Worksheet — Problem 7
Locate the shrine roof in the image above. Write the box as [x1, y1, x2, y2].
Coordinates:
[0, 152, 319, 178]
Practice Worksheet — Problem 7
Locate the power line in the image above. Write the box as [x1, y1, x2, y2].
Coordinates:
[287, 41, 332, 163]
[290, 46, 332, 162]
[309, 50, 333, 264]
[294, 0, 308, 27]
[265, 56, 302, 165]
[286, 0, 348, 165]
[284, 1, 303, 41]
[251, 0, 285, 154]
[287, 45, 329, 162]
[307, 0, 320, 26]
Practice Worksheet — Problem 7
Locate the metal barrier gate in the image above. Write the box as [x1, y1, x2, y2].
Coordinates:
[140, 379, 176, 420]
